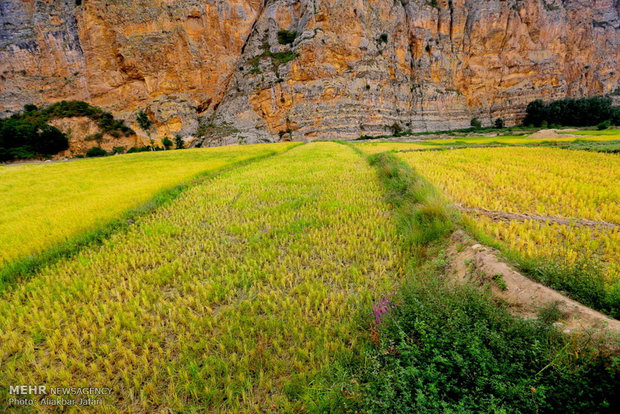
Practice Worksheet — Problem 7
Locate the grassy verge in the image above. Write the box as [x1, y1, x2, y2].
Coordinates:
[311, 151, 619, 413]
[0, 145, 301, 293]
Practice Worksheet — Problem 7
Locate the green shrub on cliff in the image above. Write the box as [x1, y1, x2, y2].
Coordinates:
[0, 101, 133, 162]
[0, 118, 68, 161]
[277, 29, 298, 45]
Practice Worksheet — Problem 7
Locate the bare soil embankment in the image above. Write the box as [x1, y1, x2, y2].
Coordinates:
[448, 230, 620, 339]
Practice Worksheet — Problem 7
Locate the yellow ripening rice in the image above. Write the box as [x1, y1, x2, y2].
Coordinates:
[399, 147, 620, 223]
[354, 142, 439, 154]
[400, 147, 620, 287]
[0, 143, 406, 412]
[0, 143, 296, 266]
[474, 215, 620, 283]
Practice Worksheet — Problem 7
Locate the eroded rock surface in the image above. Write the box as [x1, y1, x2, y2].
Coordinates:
[1, 0, 618, 143]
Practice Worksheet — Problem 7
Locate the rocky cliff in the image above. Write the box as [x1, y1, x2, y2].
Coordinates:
[1, 0, 618, 143]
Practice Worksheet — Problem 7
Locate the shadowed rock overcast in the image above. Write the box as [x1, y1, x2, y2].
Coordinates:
[0, 0, 618, 144]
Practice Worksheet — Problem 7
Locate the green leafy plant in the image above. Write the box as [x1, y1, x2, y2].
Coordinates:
[136, 110, 152, 134]
[277, 29, 298, 45]
[86, 147, 108, 157]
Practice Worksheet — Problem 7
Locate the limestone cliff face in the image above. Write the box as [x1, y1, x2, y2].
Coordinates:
[1, 0, 618, 143]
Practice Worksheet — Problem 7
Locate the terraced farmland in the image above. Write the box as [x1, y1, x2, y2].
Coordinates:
[0, 143, 406, 411]
[1, 141, 618, 412]
[399, 147, 620, 316]
[0, 143, 296, 267]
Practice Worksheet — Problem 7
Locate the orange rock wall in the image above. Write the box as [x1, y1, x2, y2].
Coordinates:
[1, 0, 618, 142]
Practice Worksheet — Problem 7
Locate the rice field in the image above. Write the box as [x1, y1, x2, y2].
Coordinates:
[354, 132, 620, 155]
[556, 128, 620, 136]
[398, 147, 620, 303]
[425, 134, 620, 145]
[354, 142, 440, 154]
[0, 143, 296, 266]
[0, 142, 406, 411]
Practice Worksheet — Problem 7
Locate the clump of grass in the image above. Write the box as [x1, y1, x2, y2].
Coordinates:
[519, 256, 620, 319]
[537, 301, 565, 325]
[492, 272, 508, 291]
[367, 151, 454, 256]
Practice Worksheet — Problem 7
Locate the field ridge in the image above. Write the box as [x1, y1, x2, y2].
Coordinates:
[455, 204, 620, 230]
[448, 230, 620, 334]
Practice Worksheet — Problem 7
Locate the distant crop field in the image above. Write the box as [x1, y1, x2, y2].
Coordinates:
[354, 131, 620, 154]
[354, 142, 439, 154]
[556, 128, 620, 136]
[427, 134, 620, 145]
[0, 143, 296, 266]
[399, 147, 620, 314]
[0, 143, 406, 411]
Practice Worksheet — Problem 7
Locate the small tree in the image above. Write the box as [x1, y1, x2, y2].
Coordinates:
[494, 118, 505, 129]
[174, 135, 184, 149]
[136, 110, 152, 135]
[470, 117, 482, 129]
[162, 137, 173, 150]
[390, 122, 403, 136]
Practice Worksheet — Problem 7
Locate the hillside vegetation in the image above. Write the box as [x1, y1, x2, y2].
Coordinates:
[0, 101, 135, 161]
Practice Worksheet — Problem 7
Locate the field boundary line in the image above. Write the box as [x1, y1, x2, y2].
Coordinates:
[0, 143, 304, 294]
[455, 204, 619, 230]
[396, 144, 510, 153]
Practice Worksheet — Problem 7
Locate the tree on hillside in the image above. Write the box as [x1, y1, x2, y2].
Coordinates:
[136, 110, 153, 136]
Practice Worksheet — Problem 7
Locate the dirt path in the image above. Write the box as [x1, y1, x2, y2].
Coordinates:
[447, 230, 620, 339]
[527, 129, 581, 139]
[455, 204, 619, 230]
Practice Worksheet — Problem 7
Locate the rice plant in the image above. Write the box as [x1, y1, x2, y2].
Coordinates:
[0, 143, 296, 266]
[399, 147, 620, 315]
[0, 143, 407, 412]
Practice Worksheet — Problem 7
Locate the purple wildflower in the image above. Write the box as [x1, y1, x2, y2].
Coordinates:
[372, 298, 392, 325]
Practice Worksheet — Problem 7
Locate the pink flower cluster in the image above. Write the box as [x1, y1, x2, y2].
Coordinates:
[372, 298, 392, 325]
